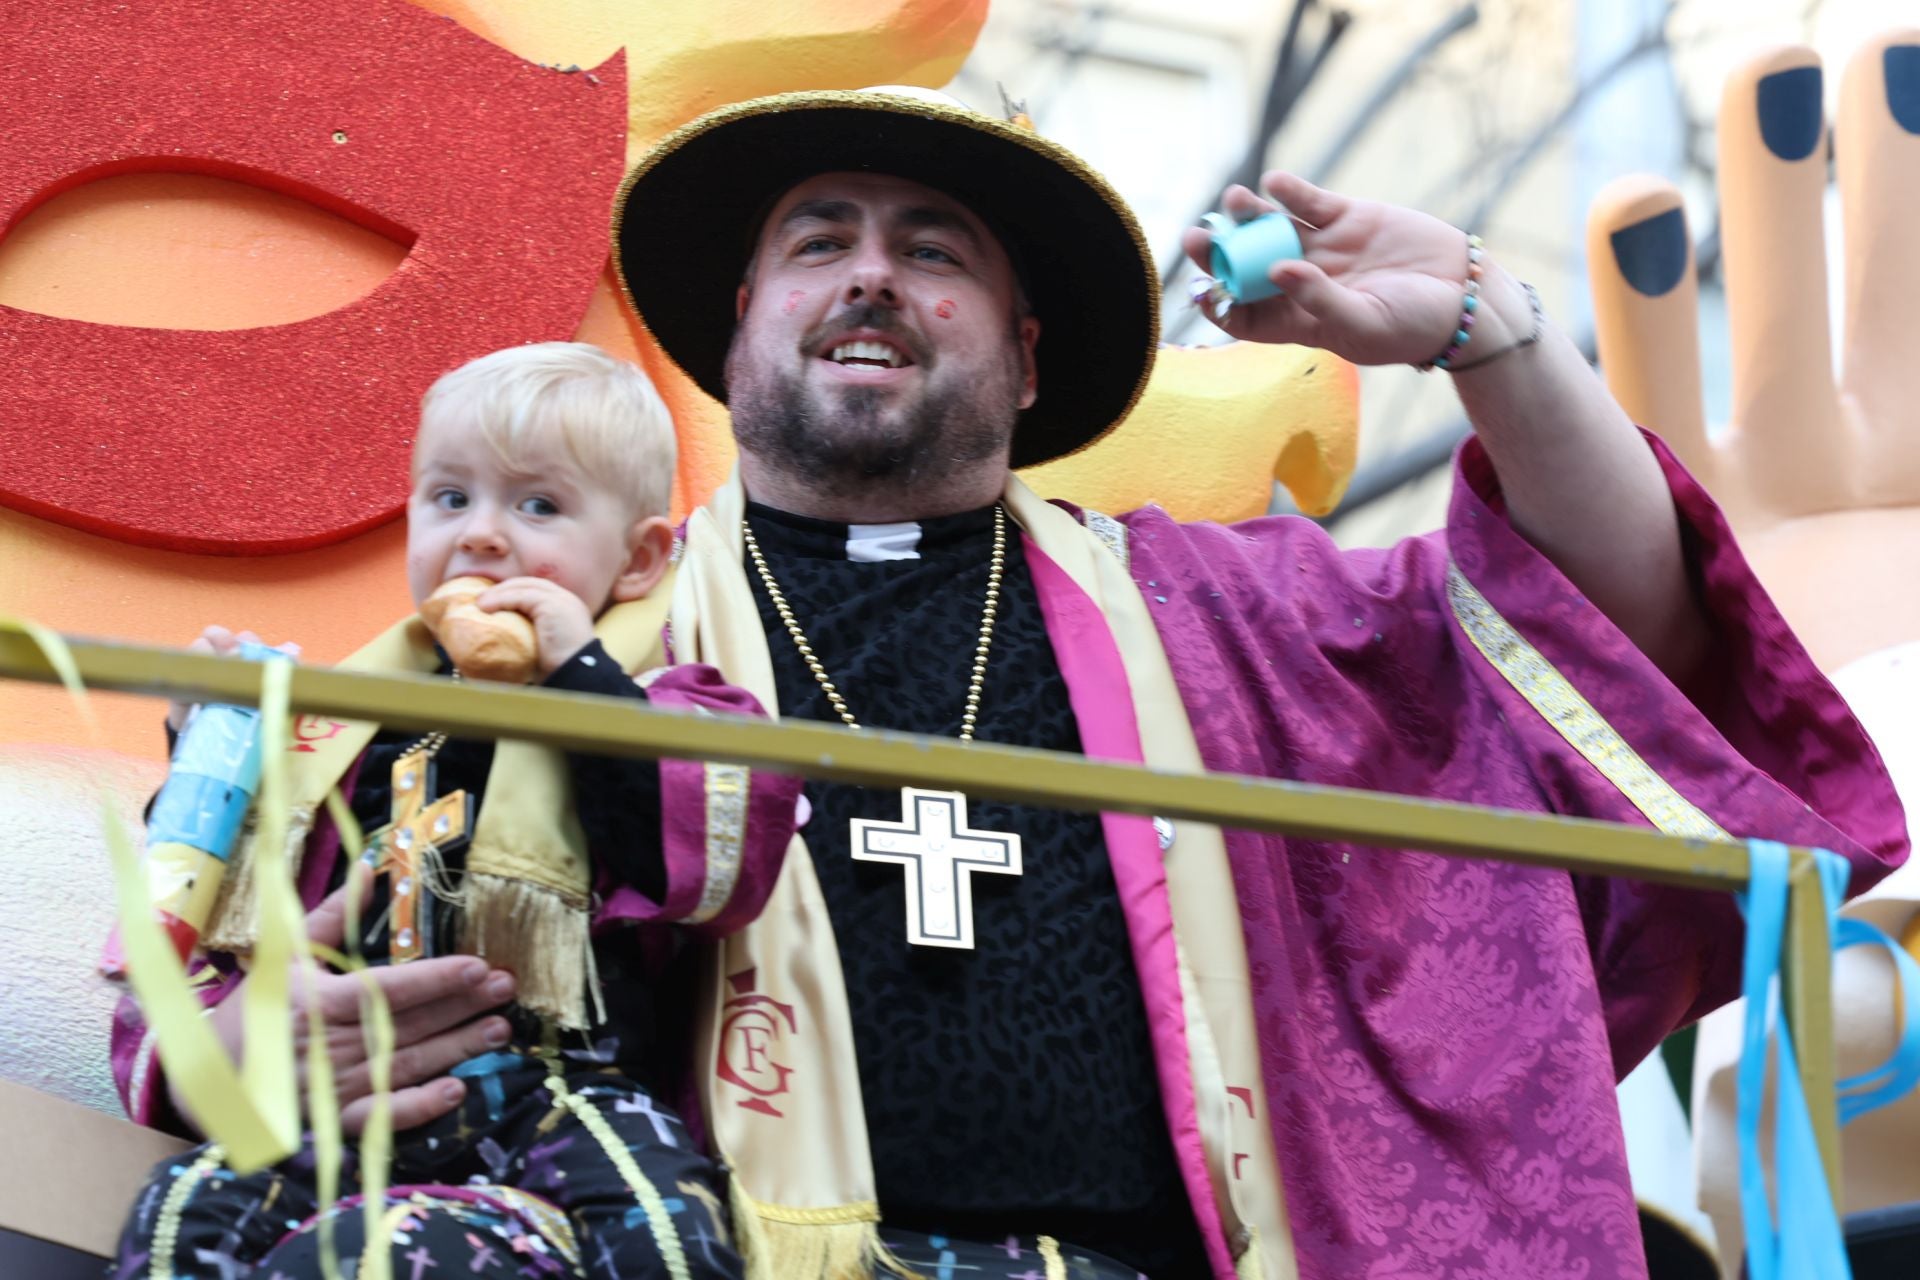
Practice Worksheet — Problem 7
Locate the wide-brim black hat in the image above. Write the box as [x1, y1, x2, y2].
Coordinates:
[610, 88, 1160, 470]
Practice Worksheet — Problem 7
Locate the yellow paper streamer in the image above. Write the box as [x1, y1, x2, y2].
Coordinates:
[238, 655, 302, 1165]
[287, 805, 398, 1280]
[358, 971, 397, 1280]
[307, 791, 364, 1280]
[326, 788, 368, 958]
[304, 929, 348, 1280]
[10, 619, 418, 1279]
[0, 616, 299, 1170]
[314, 788, 398, 1280]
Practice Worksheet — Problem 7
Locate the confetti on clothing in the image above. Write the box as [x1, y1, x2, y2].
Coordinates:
[113, 1050, 740, 1279]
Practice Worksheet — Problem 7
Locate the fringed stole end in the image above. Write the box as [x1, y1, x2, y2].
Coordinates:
[728, 1184, 919, 1280]
[1235, 1227, 1265, 1279]
[459, 872, 592, 1031]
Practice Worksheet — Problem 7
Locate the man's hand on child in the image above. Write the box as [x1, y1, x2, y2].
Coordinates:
[173, 872, 520, 1137]
[476, 577, 597, 680]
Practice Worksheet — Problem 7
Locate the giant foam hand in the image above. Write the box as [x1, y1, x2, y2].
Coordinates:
[1586, 32, 1920, 674]
[1585, 31, 1920, 1272]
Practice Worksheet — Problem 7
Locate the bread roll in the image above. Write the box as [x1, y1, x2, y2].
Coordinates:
[422, 576, 538, 683]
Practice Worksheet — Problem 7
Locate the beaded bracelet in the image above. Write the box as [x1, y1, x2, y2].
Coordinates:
[1414, 233, 1484, 372]
[1446, 281, 1546, 373]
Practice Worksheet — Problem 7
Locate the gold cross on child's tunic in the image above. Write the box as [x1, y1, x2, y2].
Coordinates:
[366, 748, 472, 963]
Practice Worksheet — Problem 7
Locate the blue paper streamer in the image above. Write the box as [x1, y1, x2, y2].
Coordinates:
[1833, 915, 1920, 1123]
[1736, 841, 1854, 1280]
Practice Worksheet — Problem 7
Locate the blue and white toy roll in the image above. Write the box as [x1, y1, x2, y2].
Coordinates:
[147, 640, 280, 862]
[1203, 210, 1304, 305]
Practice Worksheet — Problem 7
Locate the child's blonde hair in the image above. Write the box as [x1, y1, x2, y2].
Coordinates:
[418, 342, 676, 518]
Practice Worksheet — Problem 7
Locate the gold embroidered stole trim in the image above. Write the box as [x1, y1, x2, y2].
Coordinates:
[1008, 490, 1295, 1280]
[1082, 508, 1130, 570]
[693, 761, 750, 926]
[675, 476, 896, 1280]
[128, 1027, 161, 1121]
[1445, 562, 1728, 840]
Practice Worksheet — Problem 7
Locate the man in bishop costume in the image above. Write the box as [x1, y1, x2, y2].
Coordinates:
[600, 88, 1902, 1280]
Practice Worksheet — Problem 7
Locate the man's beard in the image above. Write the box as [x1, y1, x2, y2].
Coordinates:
[724, 305, 1023, 492]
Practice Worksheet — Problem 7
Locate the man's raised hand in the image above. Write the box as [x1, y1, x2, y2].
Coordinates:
[1180, 173, 1528, 367]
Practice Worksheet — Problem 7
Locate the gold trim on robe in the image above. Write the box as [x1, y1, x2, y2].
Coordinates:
[1445, 562, 1728, 841]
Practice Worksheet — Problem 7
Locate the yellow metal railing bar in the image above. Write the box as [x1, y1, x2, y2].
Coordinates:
[0, 633, 1841, 1190]
[1785, 855, 1838, 1181]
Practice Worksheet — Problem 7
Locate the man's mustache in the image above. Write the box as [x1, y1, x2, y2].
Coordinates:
[801, 303, 932, 369]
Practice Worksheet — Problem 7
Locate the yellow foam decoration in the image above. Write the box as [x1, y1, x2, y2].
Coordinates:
[408, 0, 988, 156]
[1020, 342, 1361, 523]
[0, 617, 299, 1172]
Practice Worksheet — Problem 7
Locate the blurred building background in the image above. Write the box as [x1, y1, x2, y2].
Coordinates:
[946, 0, 1894, 546]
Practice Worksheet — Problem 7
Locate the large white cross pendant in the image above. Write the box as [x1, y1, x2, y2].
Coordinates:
[850, 787, 1022, 949]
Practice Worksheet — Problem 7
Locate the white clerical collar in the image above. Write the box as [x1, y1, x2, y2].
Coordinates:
[744, 500, 993, 561]
[845, 521, 923, 562]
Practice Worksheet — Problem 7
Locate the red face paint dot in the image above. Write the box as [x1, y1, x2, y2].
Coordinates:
[783, 290, 806, 314]
[935, 299, 956, 319]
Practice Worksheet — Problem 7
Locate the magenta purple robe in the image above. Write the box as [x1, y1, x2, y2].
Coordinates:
[113, 434, 1907, 1280]
[1059, 435, 1904, 1279]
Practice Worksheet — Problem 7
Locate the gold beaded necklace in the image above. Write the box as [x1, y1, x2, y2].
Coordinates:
[742, 504, 1006, 741]
[393, 664, 462, 762]
[740, 505, 1024, 951]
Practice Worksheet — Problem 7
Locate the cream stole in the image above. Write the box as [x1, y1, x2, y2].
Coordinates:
[672, 473, 1296, 1279]
[202, 590, 673, 1030]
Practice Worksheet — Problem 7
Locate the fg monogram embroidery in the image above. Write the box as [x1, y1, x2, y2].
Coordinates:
[291, 715, 348, 753]
[716, 968, 796, 1117]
